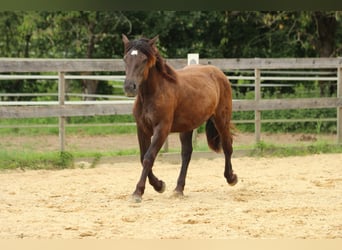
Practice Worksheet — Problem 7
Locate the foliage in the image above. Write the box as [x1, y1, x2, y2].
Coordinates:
[1, 11, 341, 97]
[57, 151, 74, 168]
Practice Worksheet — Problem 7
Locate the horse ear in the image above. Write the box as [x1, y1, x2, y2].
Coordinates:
[149, 35, 159, 46]
[122, 34, 129, 44]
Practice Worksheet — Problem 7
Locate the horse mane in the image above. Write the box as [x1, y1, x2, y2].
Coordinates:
[124, 38, 177, 83]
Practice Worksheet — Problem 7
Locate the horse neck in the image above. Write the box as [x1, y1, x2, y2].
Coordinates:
[139, 66, 163, 97]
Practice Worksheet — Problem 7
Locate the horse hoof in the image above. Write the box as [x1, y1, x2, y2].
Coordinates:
[172, 189, 184, 198]
[157, 181, 166, 193]
[228, 174, 238, 186]
[131, 194, 142, 203]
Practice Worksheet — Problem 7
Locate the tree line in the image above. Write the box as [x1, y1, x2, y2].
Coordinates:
[0, 11, 341, 97]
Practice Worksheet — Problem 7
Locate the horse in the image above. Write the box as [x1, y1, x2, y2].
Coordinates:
[122, 34, 238, 202]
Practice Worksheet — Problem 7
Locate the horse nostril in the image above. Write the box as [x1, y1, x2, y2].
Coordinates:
[123, 79, 139, 97]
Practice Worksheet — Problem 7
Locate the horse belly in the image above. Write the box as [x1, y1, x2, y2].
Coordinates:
[171, 114, 211, 132]
[171, 96, 216, 132]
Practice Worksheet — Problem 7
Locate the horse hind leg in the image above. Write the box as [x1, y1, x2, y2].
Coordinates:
[173, 130, 193, 197]
[212, 116, 238, 186]
[223, 134, 238, 186]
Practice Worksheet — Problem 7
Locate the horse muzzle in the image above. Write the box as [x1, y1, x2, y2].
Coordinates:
[123, 80, 138, 97]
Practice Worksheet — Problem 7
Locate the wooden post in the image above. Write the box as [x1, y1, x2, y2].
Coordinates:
[188, 54, 200, 146]
[254, 68, 261, 143]
[58, 72, 66, 152]
[337, 66, 342, 144]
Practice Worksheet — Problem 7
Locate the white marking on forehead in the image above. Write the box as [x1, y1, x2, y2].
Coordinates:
[130, 50, 138, 56]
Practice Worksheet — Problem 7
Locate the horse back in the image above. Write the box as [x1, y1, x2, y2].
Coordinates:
[170, 64, 232, 132]
[176, 64, 232, 103]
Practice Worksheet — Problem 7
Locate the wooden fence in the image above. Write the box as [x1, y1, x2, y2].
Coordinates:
[1, 57, 342, 152]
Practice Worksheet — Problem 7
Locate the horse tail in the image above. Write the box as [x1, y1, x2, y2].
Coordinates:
[205, 118, 222, 153]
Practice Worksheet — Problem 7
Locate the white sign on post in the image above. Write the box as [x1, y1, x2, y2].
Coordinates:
[187, 53, 199, 65]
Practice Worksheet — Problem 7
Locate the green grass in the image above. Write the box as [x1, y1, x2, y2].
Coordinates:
[0, 148, 142, 170]
[249, 140, 342, 157]
[0, 115, 137, 136]
[0, 151, 74, 170]
[1, 139, 341, 170]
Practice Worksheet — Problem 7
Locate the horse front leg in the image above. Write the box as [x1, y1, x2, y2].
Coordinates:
[137, 127, 164, 193]
[132, 125, 169, 202]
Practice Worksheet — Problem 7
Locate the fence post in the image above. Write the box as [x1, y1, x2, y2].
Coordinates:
[188, 53, 200, 146]
[337, 66, 342, 144]
[254, 68, 261, 143]
[58, 72, 66, 152]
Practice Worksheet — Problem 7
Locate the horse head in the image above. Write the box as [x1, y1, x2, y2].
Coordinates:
[122, 34, 158, 97]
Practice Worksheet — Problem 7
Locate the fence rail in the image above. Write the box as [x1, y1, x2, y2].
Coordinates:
[1, 57, 342, 151]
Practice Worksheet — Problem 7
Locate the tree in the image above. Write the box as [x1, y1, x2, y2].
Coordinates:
[1, 11, 341, 98]
[48, 11, 133, 99]
[312, 11, 340, 96]
[314, 11, 338, 57]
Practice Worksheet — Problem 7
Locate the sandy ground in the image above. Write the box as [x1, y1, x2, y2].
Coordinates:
[1, 153, 342, 239]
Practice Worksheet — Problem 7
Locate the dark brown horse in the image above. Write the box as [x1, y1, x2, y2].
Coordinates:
[122, 34, 238, 202]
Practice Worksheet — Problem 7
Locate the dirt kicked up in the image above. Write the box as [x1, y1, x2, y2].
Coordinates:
[1, 153, 342, 239]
